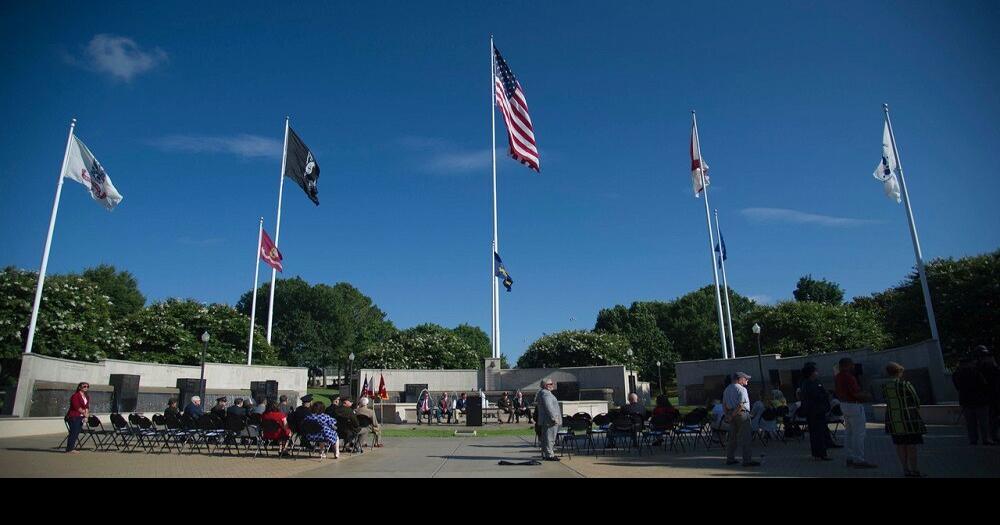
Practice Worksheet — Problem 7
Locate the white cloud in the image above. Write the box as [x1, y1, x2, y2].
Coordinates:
[748, 294, 775, 305]
[70, 34, 168, 81]
[397, 136, 496, 175]
[740, 207, 878, 227]
[149, 134, 283, 159]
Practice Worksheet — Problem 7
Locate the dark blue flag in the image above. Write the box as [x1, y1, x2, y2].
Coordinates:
[714, 231, 727, 269]
[494, 252, 513, 292]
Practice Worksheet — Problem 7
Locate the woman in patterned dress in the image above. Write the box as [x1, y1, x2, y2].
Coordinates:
[304, 401, 339, 459]
[882, 362, 927, 477]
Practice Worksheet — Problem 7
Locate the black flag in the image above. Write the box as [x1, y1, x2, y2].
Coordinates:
[284, 126, 320, 205]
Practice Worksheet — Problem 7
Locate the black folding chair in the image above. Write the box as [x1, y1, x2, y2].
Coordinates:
[560, 416, 595, 457]
[298, 419, 324, 457]
[220, 414, 247, 456]
[356, 414, 376, 452]
[84, 415, 116, 451]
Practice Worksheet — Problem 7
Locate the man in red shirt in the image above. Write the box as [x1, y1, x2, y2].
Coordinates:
[835, 358, 876, 469]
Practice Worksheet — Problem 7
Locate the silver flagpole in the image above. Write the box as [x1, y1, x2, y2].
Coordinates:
[692, 111, 729, 360]
[24, 118, 77, 355]
[248, 216, 264, 365]
[266, 117, 290, 344]
[715, 209, 737, 358]
[490, 36, 501, 360]
[883, 104, 941, 345]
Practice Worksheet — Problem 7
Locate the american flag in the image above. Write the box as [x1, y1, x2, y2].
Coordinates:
[494, 45, 539, 172]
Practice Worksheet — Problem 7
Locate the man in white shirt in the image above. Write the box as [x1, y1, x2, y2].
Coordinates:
[723, 372, 760, 467]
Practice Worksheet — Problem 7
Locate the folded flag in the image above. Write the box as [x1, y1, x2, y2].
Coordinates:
[690, 118, 709, 197]
[873, 121, 902, 203]
[494, 252, 514, 292]
[260, 228, 283, 272]
[494, 45, 540, 172]
[284, 126, 320, 205]
[62, 136, 123, 211]
[715, 230, 728, 269]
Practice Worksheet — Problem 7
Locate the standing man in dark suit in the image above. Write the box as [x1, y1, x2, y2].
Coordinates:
[800, 364, 832, 461]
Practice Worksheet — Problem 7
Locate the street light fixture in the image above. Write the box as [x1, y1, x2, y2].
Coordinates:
[752, 323, 766, 400]
[348, 352, 356, 399]
[656, 360, 663, 396]
[199, 331, 210, 401]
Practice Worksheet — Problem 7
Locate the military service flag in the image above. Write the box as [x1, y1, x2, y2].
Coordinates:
[62, 136, 123, 211]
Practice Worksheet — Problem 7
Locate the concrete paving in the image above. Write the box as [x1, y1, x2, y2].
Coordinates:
[1, 424, 997, 478]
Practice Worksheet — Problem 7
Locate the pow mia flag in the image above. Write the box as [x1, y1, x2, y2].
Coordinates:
[284, 126, 320, 205]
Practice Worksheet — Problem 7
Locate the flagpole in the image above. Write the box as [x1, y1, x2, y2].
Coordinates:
[490, 35, 501, 360]
[266, 117, 290, 344]
[692, 112, 729, 360]
[715, 209, 737, 358]
[248, 216, 264, 365]
[883, 104, 941, 346]
[24, 119, 77, 355]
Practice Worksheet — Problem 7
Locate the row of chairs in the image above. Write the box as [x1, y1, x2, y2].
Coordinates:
[63, 411, 375, 458]
[553, 409, 718, 458]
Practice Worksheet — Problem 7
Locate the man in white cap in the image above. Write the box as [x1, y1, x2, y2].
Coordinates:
[723, 372, 759, 467]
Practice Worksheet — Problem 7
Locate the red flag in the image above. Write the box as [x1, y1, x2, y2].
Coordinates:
[378, 374, 388, 400]
[260, 229, 283, 272]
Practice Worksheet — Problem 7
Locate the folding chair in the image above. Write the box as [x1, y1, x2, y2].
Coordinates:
[559, 416, 595, 458]
[356, 414, 377, 452]
[673, 409, 710, 451]
[84, 415, 116, 451]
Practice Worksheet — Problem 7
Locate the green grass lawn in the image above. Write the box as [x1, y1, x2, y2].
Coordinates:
[306, 387, 340, 407]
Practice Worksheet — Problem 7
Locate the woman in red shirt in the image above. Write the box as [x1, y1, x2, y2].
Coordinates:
[261, 400, 292, 455]
[65, 382, 90, 453]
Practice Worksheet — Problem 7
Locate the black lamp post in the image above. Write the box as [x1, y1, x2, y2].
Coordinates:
[656, 360, 663, 395]
[753, 323, 766, 399]
[199, 331, 210, 401]
[348, 352, 355, 399]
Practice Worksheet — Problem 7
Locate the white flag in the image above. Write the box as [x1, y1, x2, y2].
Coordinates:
[62, 136, 123, 211]
[690, 119, 709, 197]
[873, 122, 901, 204]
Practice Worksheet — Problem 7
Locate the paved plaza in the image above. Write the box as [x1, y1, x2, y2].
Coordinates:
[1, 424, 997, 478]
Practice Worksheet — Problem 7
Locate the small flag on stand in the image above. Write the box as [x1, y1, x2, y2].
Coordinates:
[62, 136, 123, 210]
[494, 45, 540, 172]
[873, 121, 902, 203]
[378, 374, 388, 400]
[260, 229, 283, 271]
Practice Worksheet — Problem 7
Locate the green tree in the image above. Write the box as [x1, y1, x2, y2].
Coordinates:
[0, 267, 126, 363]
[452, 323, 491, 364]
[595, 302, 677, 384]
[517, 331, 631, 369]
[750, 300, 889, 357]
[360, 323, 480, 369]
[119, 299, 278, 365]
[80, 264, 146, 318]
[793, 274, 845, 305]
[646, 287, 760, 362]
[235, 278, 395, 369]
[855, 250, 1000, 361]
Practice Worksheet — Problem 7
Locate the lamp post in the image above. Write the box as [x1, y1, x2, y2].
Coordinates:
[348, 352, 355, 399]
[752, 323, 766, 399]
[626, 349, 634, 396]
[656, 360, 663, 395]
[199, 331, 210, 401]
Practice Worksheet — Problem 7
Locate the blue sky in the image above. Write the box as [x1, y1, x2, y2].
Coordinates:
[2, 1, 998, 363]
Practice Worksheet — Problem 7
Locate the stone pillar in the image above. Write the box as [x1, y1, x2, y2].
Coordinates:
[483, 358, 502, 392]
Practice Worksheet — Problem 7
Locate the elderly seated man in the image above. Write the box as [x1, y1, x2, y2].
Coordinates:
[355, 397, 384, 448]
[623, 393, 648, 420]
[183, 396, 204, 419]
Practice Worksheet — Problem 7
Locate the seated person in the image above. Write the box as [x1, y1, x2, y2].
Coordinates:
[226, 398, 246, 418]
[210, 397, 228, 421]
[261, 401, 292, 455]
[497, 392, 514, 424]
[355, 397, 383, 447]
[455, 393, 468, 421]
[416, 391, 439, 425]
[439, 393, 454, 424]
[164, 398, 181, 419]
[622, 393, 648, 421]
[652, 394, 680, 420]
[289, 394, 314, 445]
[252, 397, 267, 415]
[333, 399, 361, 449]
[767, 390, 788, 409]
[183, 396, 204, 419]
[512, 391, 533, 423]
[303, 401, 339, 459]
[709, 399, 728, 430]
